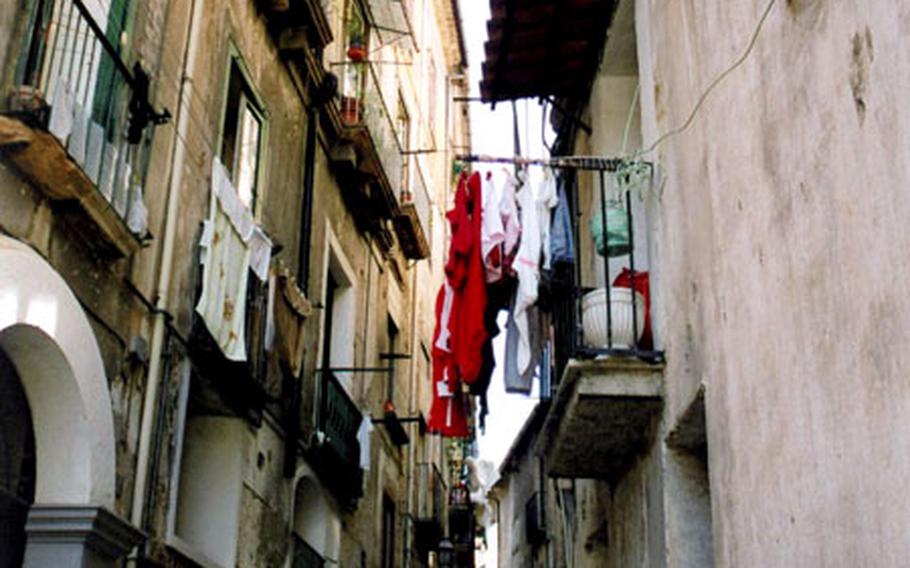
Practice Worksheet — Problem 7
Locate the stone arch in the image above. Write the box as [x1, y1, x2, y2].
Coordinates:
[290, 466, 341, 562]
[0, 236, 116, 508]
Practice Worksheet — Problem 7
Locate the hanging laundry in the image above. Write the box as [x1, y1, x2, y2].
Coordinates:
[550, 175, 576, 266]
[499, 171, 522, 277]
[471, 338, 495, 432]
[538, 169, 559, 271]
[481, 172, 505, 283]
[472, 277, 515, 429]
[512, 169, 543, 375]
[434, 281, 455, 353]
[196, 159, 271, 362]
[196, 161, 253, 361]
[357, 412, 374, 470]
[503, 292, 535, 395]
[449, 171, 488, 385]
[428, 285, 470, 438]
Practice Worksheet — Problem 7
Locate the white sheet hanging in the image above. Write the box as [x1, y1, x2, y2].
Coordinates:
[195, 158, 272, 361]
[195, 186, 251, 361]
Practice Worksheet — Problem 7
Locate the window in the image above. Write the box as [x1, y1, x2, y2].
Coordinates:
[221, 60, 264, 210]
[320, 273, 338, 376]
[381, 494, 396, 568]
[321, 244, 356, 391]
[397, 93, 411, 200]
[386, 317, 400, 404]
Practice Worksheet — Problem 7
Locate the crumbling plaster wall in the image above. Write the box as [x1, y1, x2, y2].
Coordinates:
[635, 0, 910, 565]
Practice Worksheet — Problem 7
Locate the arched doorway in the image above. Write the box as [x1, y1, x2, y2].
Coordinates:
[0, 236, 142, 566]
[0, 347, 36, 566]
[291, 474, 340, 567]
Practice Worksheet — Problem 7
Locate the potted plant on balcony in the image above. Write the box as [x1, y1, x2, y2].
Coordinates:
[581, 165, 649, 350]
[581, 286, 645, 350]
[340, 95, 361, 126]
[347, 34, 367, 62]
[346, 15, 367, 63]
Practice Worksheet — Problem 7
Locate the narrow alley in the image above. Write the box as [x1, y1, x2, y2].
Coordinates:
[1, 1, 909, 567]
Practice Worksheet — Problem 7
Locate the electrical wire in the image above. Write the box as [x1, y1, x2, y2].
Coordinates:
[620, 82, 640, 156]
[635, 0, 778, 158]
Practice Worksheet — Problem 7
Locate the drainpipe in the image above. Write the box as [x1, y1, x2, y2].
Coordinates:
[404, 258, 420, 568]
[131, 0, 205, 533]
[285, 96, 318, 479]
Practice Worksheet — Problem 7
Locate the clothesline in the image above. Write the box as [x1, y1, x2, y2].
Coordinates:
[455, 153, 653, 173]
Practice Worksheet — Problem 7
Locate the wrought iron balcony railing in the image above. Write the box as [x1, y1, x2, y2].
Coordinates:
[456, 154, 664, 390]
[550, 161, 663, 386]
[319, 372, 361, 468]
[311, 371, 364, 507]
[8, 0, 167, 236]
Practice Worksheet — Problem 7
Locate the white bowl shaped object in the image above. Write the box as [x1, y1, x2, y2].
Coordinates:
[581, 287, 646, 349]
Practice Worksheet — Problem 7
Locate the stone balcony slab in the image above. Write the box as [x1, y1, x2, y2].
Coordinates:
[541, 357, 663, 480]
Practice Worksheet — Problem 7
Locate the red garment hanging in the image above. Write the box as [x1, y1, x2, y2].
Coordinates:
[448, 172, 488, 385]
[428, 285, 469, 437]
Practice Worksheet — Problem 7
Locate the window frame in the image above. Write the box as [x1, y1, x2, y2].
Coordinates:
[217, 42, 269, 215]
[396, 91, 411, 199]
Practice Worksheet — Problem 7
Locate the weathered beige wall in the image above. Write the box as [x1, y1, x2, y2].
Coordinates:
[634, 0, 910, 565]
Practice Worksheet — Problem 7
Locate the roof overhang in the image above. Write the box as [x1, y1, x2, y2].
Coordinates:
[480, 0, 617, 103]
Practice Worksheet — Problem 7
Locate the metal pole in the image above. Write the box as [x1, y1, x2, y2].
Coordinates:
[599, 170, 613, 350]
[626, 187, 639, 350]
[455, 153, 630, 172]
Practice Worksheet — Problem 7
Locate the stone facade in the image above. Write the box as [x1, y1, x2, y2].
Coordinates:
[486, 0, 910, 567]
[0, 0, 470, 566]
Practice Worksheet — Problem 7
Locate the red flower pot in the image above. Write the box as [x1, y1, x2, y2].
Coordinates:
[347, 44, 367, 62]
[340, 96, 360, 126]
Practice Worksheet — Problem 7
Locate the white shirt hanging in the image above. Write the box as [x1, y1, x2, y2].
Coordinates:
[512, 169, 540, 374]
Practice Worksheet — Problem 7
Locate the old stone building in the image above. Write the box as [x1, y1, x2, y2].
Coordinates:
[481, 0, 910, 567]
[0, 0, 471, 566]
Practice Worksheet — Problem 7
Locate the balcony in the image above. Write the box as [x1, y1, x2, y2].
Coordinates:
[414, 463, 446, 554]
[263, 0, 333, 53]
[541, 358, 662, 481]
[535, 158, 665, 482]
[188, 263, 275, 424]
[1, 0, 168, 257]
[312, 372, 364, 507]
[448, 488, 475, 566]
[329, 12, 429, 259]
[393, 165, 431, 259]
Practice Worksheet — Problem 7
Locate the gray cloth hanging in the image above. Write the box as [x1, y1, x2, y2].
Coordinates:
[550, 177, 575, 265]
[504, 290, 541, 395]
